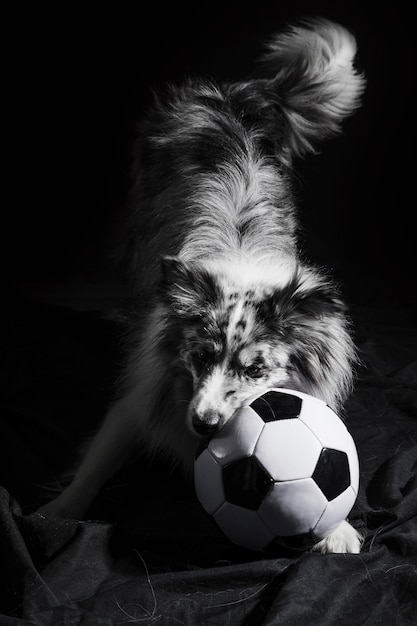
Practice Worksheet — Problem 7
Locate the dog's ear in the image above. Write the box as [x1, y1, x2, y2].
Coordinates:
[258, 18, 365, 157]
[258, 269, 347, 332]
[279, 273, 347, 320]
[161, 256, 219, 316]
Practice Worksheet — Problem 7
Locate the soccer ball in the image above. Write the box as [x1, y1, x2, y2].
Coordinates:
[194, 388, 359, 552]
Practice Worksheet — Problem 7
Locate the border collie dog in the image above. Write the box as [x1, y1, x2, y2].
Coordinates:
[40, 18, 365, 553]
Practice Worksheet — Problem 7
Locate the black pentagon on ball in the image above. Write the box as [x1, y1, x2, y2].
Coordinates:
[250, 391, 302, 422]
[312, 448, 351, 501]
[223, 456, 274, 510]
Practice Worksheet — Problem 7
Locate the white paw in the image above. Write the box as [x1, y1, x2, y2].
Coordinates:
[312, 520, 363, 554]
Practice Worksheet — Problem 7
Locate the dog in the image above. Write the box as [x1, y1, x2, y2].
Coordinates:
[38, 18, 365, 554]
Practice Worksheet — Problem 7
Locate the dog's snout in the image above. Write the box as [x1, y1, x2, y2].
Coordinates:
[192, 409, 222, 436]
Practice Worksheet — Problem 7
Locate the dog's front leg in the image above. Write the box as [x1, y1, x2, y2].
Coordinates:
[36, 305, 173, 521]
[37, 390, 145, 519]
[37, 311, 170, 520]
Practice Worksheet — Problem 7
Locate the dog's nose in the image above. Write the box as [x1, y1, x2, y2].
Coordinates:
[192, 409, 222, 436]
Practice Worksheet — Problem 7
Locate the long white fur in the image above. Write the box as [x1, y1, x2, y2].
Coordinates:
[180, 157, 297, 265]
[261, 18, 365, 156]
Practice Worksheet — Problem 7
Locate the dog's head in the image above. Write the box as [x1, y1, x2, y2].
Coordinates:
[162, 256, 355, 437]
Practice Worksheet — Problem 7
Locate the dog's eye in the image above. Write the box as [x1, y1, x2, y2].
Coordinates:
[190, 350, 214, 376]
[244, 363, 265, 378]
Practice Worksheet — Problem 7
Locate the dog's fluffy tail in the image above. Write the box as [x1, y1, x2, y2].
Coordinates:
[257, 18, 366, 157]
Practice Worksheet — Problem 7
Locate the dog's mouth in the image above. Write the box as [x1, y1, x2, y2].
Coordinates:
[188, 407, 226, 437]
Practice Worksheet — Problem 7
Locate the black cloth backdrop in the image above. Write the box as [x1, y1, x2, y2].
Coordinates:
[2, 3, 417, 625]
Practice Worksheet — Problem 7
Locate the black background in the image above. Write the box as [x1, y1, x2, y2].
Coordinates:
[5, 1, 415, 307]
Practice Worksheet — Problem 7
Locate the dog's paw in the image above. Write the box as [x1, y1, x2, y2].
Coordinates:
[36, 492, 87, 520]
[312, 520, 363, 554]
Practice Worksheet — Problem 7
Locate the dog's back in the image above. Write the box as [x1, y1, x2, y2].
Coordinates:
[126, 18, 364, 303]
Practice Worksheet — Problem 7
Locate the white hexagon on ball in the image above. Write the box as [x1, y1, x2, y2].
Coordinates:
[258, 478, 328, 537]
[208, 405, 265, 466]
[254, 418, 322, 482]
[313, 485, 358, 541]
